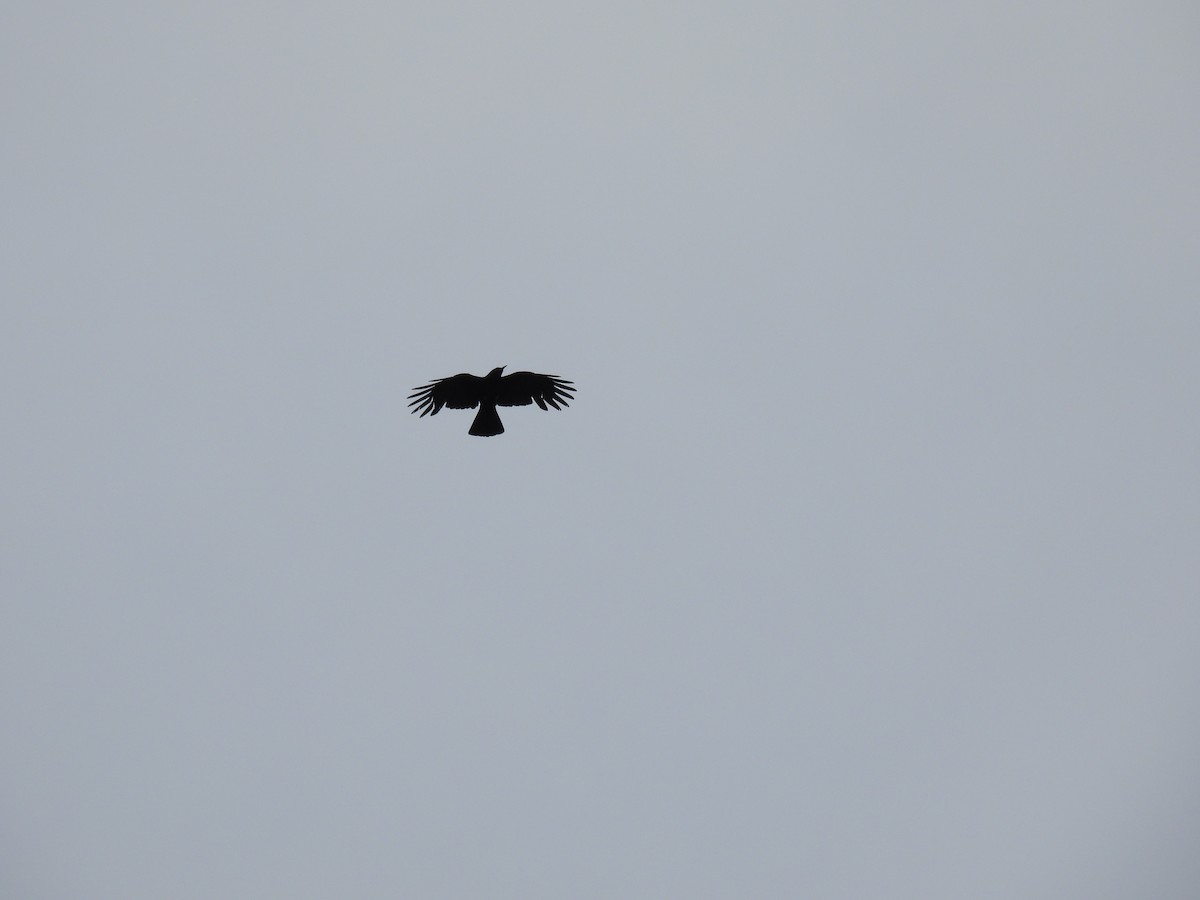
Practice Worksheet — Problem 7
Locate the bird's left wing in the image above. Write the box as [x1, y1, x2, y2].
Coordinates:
[496, 372, 576, 410]
[407, 373, 485, 417]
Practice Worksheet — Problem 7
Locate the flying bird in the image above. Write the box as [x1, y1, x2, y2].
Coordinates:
[408, 366, 575, 436]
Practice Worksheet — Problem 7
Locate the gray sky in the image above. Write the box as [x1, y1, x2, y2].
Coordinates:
[3, 2, 1198, 897]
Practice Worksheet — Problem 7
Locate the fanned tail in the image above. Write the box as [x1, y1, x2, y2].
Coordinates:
[469, 403, 504, 436]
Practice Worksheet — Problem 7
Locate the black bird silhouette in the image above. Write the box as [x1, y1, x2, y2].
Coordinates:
[408, 367, 575, 436]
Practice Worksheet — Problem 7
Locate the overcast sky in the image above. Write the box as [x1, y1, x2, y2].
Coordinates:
[3, 2, 1199, 898]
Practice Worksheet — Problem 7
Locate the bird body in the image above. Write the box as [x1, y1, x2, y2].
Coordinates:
[408, 366, 575, 436]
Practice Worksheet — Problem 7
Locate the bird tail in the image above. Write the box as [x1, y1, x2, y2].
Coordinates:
[469, 403, 504, 436]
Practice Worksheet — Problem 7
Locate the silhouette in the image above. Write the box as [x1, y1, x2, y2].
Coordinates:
[408, 367, 575, 436]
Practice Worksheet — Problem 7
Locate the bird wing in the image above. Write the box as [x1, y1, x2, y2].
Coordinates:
[496, 372, 576, 410]
[407, 373, 486, 417]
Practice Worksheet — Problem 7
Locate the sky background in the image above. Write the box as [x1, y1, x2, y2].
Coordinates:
[3, 2, 1199, 897]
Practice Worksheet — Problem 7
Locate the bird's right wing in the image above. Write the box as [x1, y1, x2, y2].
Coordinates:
[407, 373, 485, 417]
[496, 372, 576, 410]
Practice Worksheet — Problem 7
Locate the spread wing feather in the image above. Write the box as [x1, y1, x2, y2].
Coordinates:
[407, 373, 485, 417]
[496, 372, 576, 410]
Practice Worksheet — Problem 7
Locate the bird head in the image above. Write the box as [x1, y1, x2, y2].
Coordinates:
[488, 366, 506, 378]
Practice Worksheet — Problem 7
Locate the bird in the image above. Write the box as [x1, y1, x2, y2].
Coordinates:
[408, 366, 575, 436]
